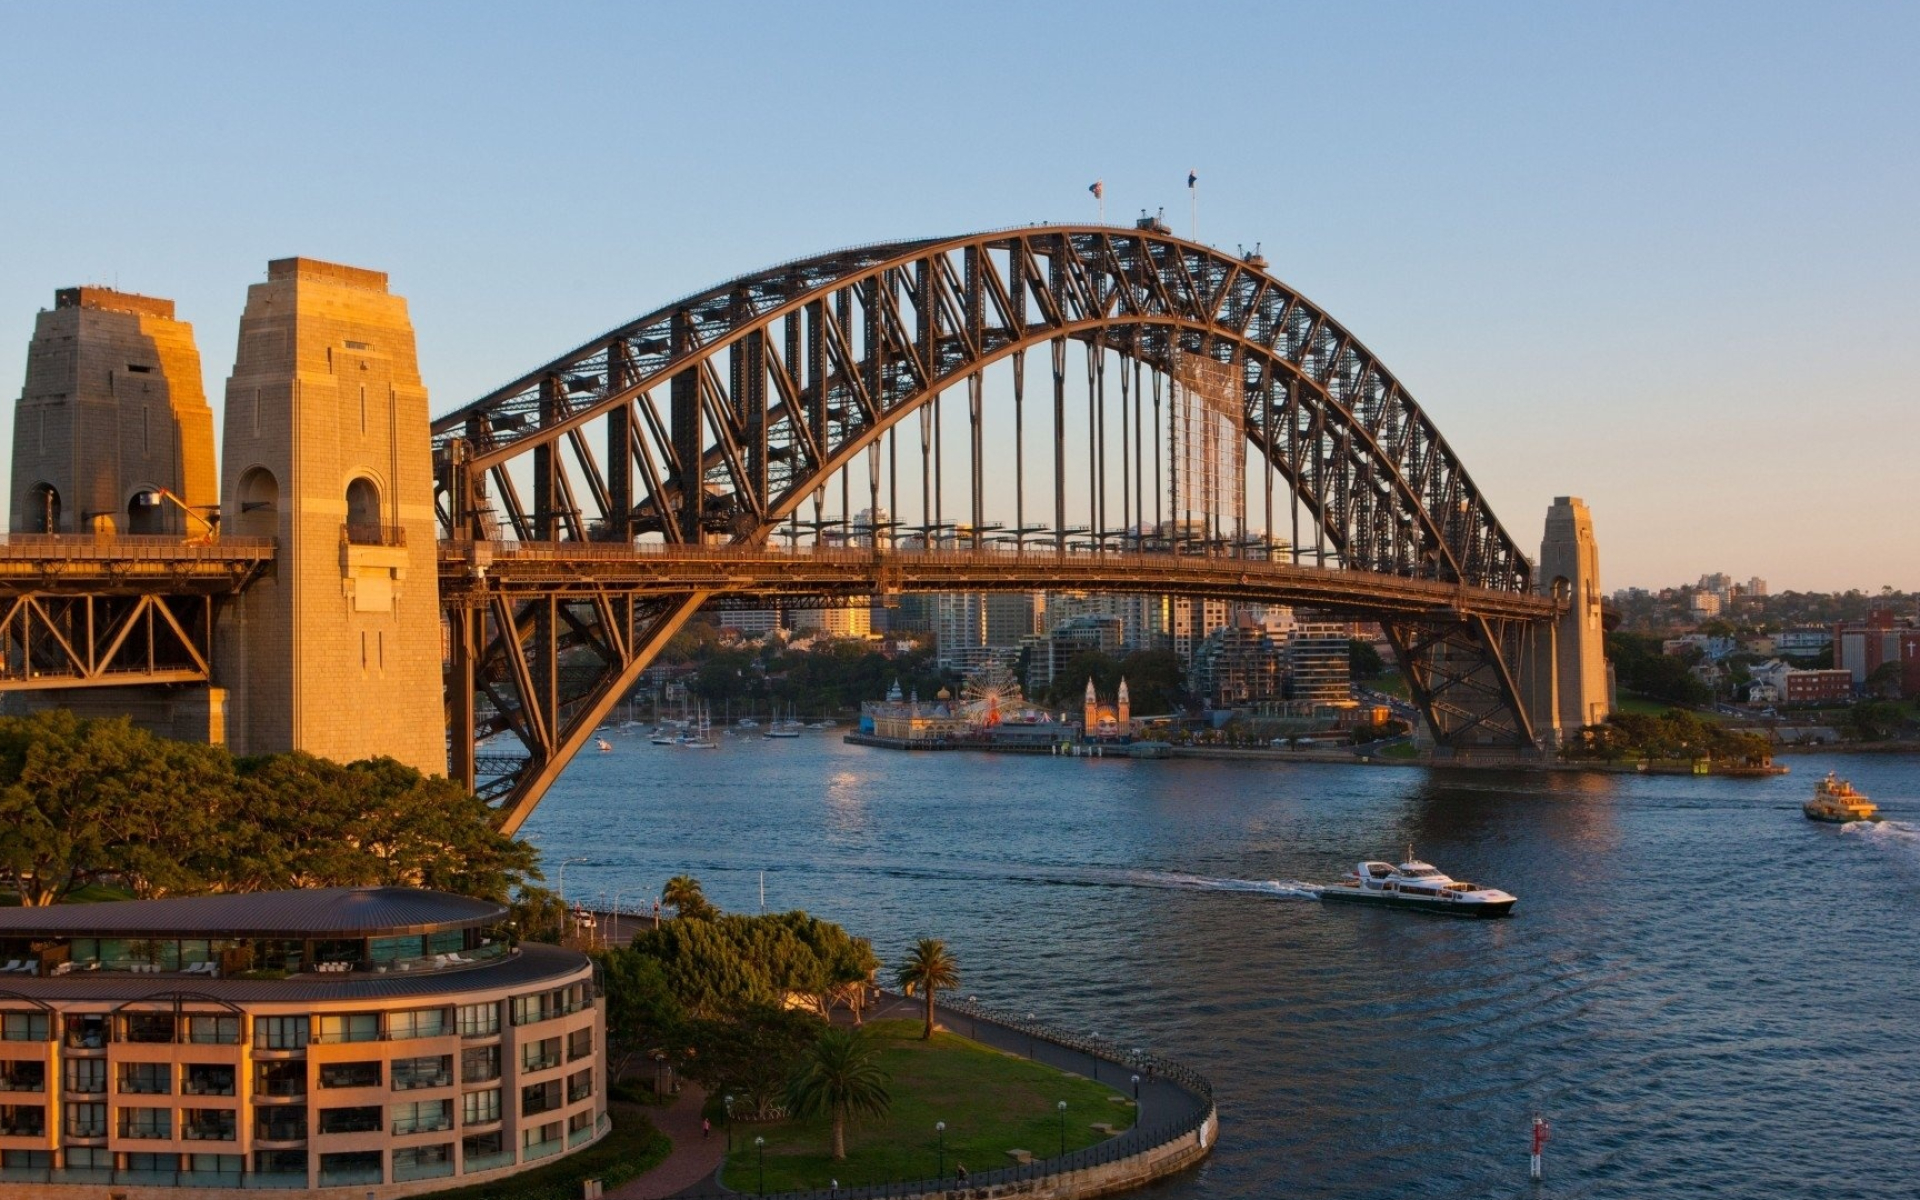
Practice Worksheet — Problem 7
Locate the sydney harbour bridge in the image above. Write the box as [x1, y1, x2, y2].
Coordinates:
[1, 222, 1603, 835]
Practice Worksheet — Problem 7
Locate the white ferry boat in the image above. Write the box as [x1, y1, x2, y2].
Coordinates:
[1318, 854, 1516, 918]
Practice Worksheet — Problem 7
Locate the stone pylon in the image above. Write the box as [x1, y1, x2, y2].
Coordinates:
[10, 288, 216, 534]
[1530, 496, 1609, 745]
[214, 258, 446, 776]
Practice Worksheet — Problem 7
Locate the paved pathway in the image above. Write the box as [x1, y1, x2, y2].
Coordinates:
[606, 1084, 725, 1200]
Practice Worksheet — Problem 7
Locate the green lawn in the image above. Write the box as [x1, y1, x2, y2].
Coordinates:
[420, 1104, 668, 1200]
[722, 1019, 1132, 1192]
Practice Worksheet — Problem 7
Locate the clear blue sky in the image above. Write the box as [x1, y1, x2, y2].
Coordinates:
[3, 1, 1915, 590]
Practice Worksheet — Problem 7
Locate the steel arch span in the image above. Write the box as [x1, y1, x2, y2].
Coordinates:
[432, 225, 1555, 832]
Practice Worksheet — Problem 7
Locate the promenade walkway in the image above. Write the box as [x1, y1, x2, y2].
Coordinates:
[605, 1085, 724, 1200]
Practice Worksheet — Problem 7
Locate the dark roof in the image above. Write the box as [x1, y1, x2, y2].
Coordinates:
[0, 943, 586, 1004]
[0, 888, 507, 940]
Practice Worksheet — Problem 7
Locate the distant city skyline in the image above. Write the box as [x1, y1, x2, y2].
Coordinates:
[2, 2, 1914, 591]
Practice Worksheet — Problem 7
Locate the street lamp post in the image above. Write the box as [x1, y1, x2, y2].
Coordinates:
[936, 1121, 946, 1179]
[1131, 1073, 1141, 1100]
[1057, 1101, 1067, 1157]
[556, 856, 589, 939]
[754, 1136, 765, 1196]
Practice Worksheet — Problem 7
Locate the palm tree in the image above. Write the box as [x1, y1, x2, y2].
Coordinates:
[895, 938, 959, 1041]
[661, 874, 715, 920]
[784, 1028, 892, 1161]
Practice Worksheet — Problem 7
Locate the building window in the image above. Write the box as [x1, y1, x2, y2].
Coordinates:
[462, 1130, 507, 1171]
[392, 1098, 453, 1136]
[388, 1007, 451, 1041]
[319, 1061, 381, 1089]
[567, 1067, 593, 1104]
[253, 1106, 307, 1142]
[392, 1056, 452, 1091]
[123, 1152, 176, 1174]
[185, 1015, 240, 1045]
[520, 1080, 562, 1118]
[0, 1060, 44, 1092]
[64, 1147, 111, 1170]
[393, 1142, 454, 1182]
[253, 1148, 307, 1180]
[568, 1027, 593, 1061]
[317, 1105, 382, 1135]
[253, 1015, 308, 1051]
[118, 1107, 171, 1139]
[521, 1121, 563, 1156]
[511, 984, 588, 1026]
[522, 1037, 562, 1074]
[63, 1059, 105, 1094]
[0, 1012, 48, 1041]
[182, 1108, 237, 1141]
[462, 1088, 501, 1126]
[568, 1109, 594, 1140]
[315, 1012, 379, 1044]
[254, 1061, 305, 1098]
[186, 1153, 243, 1178]
[62, 1014, 108, 1048]
[118, 1062, 172, 1095]
[182, 1064, 236, 1096]
[63, 1101, 106, 1138]
[318, 1150, 384, 1187]
[458, 1001, 500, 1039]
[461, 1044, 501, 1084]
[121, 1012, 177, 1043]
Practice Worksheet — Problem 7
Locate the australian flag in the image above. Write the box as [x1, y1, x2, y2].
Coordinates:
[1088, 180, 1103, 199]
[1188, 170, 1198, 189]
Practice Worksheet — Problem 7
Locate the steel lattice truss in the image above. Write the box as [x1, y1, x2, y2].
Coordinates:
[431, 226, 1549, 831]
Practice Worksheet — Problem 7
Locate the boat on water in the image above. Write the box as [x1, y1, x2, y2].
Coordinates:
[1317, 853, 1516, 918]
[762, 726, 801, 740]
[1804, 772, 1878, 823]
[680, 706, 720, 750]
[737, 718, 759, 729]
[594, 737, 613, 753]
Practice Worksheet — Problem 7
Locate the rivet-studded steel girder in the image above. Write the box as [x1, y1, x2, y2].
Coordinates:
[432, 226, 1548, 824]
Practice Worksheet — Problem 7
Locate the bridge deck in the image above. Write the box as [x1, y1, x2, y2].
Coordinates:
[0, 535, 276, 595]
[441, 542, 1559, 621]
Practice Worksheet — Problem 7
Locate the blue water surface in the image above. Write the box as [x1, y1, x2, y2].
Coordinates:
[524, 734, 1920, 1200]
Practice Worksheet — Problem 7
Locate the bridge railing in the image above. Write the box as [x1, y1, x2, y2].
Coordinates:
[440, 539, 1550, 607]
[0, 534, 276, 560]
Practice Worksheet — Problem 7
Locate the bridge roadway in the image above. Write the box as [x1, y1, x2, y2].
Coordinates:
[443, 541, 1560, 621]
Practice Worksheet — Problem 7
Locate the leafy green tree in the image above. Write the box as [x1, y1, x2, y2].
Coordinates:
[1116, 649, 1187, 715]
[681, 1004, 821, 1120]
[662, 875, 717, 921]
[784, 1027, 892, 1161]
[895, 937, 959, 1041]
[593, 948, 686, 1081]
[1045, 650, 1120, 709]
[0, 711, 540, 906]
[1348, 639, 1386, 680]
[1848, 700, 1909, 742]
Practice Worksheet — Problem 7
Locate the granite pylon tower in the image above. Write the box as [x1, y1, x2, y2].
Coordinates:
[215, 258, 446, 776]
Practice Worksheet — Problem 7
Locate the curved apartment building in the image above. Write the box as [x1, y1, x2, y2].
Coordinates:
[0, 888, 604, 1197]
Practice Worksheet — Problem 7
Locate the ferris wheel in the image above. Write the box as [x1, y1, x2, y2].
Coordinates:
[961, 662, 1023, 725]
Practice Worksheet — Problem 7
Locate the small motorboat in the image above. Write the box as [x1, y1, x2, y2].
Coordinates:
[1804, 772, 1878, 823]
[594, 738, 613, 753]
[1317, 851, 1515, 918]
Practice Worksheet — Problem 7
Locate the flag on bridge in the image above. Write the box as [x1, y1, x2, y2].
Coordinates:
[1088, 180, 1103, 199]
[1188, 170, 1197, 189]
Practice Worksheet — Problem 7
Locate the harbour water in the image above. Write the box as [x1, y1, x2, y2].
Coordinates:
[525, 734, 1920, 1199]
